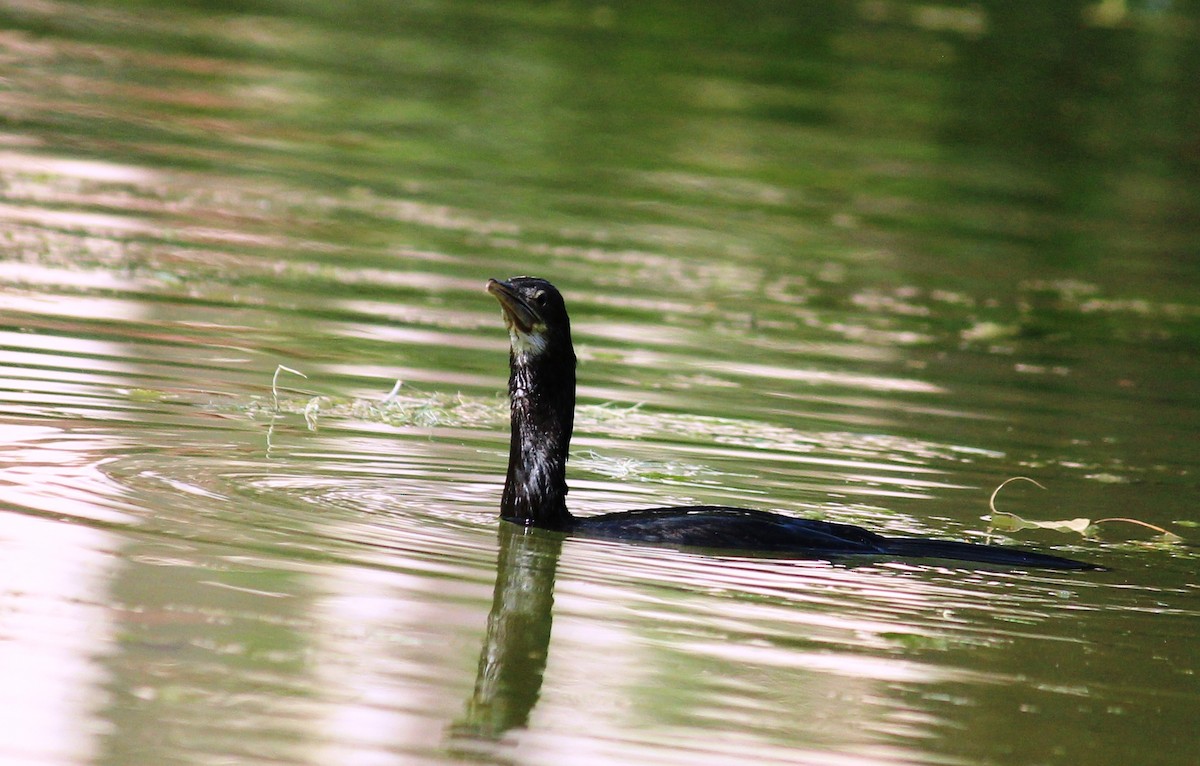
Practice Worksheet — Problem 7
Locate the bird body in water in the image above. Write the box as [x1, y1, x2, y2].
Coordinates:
[487, 276, 1098, 570]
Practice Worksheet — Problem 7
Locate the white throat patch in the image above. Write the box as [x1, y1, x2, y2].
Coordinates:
[509, 324, 549, 358]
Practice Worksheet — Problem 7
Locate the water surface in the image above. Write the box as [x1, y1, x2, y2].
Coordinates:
[1, 2, 1198, 765]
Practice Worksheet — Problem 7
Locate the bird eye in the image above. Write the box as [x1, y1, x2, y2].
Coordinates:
[532, 291, 547, 306]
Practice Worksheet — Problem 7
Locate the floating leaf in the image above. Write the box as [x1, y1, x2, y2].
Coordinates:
[986, 477, 1185, 545]
[989, 512, 1092, 535]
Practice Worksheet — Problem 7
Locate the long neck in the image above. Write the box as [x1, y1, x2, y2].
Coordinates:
[501, 346, 576, 530]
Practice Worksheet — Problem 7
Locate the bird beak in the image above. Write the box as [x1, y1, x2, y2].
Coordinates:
[486, 278, 538, 334]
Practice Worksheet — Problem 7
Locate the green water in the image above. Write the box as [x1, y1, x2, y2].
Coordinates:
[1, 2, 1198, 764]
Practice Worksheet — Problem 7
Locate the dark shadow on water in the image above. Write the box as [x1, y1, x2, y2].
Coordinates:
[446, 522, 563, 759]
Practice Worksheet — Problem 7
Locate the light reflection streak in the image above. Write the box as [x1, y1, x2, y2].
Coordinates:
[309, 563, 481, 764]
[702, 359, 945, 394]
[0, 264, 143, 294]
[0, 511, 115, 766]
[684, 641, 974, 684]
[0, 268, 146, 762]
[0, 426, 136, 525]
[0, 200, 154, 237]
[319, 322, 501, 352]
[0, 332, 147, 372]
[0, 422, 124, 766]
[0, 151, 159, 185]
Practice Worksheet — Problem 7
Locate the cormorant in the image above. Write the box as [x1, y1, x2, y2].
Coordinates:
[487, 276, 1098, 570]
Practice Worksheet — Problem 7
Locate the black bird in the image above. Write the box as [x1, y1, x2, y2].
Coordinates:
[486, 276, 1098, 570]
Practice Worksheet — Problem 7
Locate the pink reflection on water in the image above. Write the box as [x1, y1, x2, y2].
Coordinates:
[0, 425, 136, 525]
[0, 511, 115, 765]
[0, 424, 124, 766]
[702, 359, 944, 394]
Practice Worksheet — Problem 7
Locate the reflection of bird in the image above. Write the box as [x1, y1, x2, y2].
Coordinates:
[452, 524, 561, 742]
[487, 276, 1098, 570]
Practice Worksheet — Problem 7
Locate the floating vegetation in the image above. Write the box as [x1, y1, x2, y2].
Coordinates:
[262, 365, 507, 432]
[987, 477, 1184, 544]
[277, 389, 505, 431]
[572, 449, 746, 484]
[256, 367, 993, 473]
[960, 321, 1021, 343]
[255, 370, 1188, 549]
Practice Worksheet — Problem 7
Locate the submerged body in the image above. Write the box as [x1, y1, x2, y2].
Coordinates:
[572, 506, 1090, 567]
[487, 276, 1098, 570]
